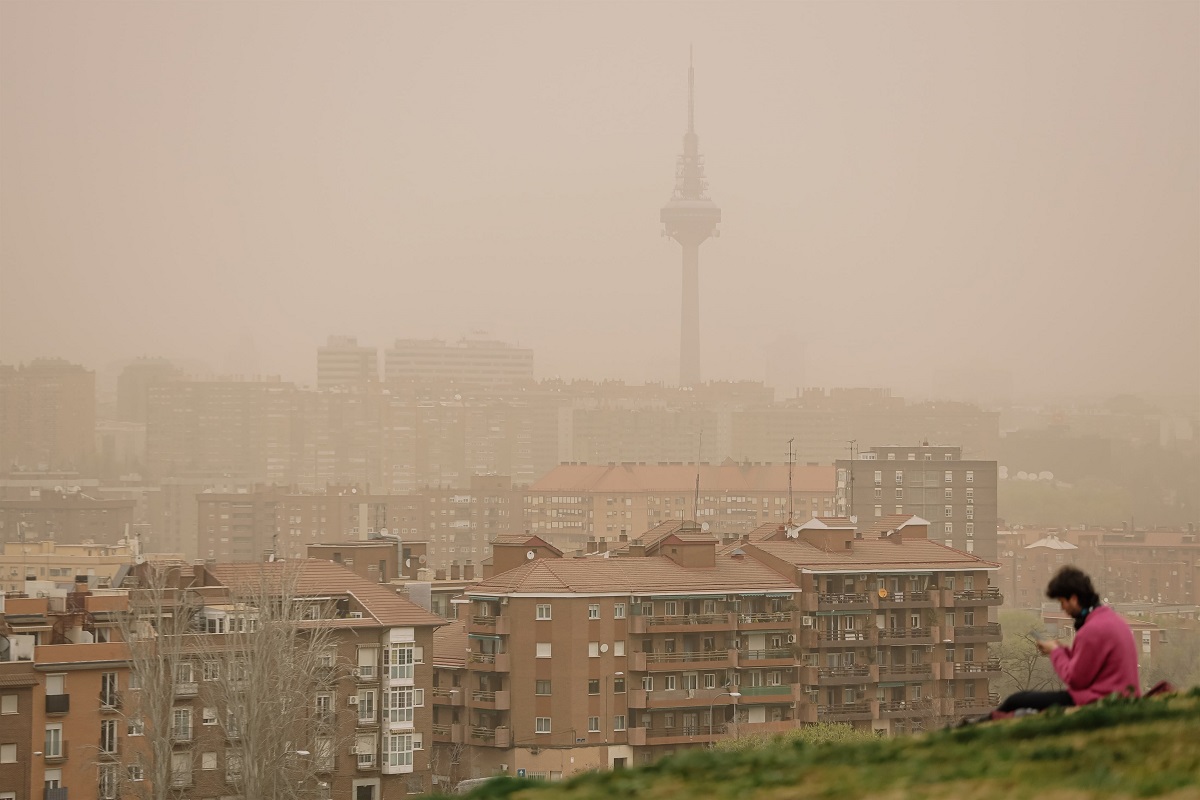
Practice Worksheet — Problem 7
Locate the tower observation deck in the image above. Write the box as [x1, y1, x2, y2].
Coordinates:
[660, 51, 721, 388]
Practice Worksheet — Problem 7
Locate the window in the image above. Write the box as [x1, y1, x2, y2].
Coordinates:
[588, 642, 600, 658]
[873, 471, 882, 486]
[664, 675, 677, 691]
[0, 744, 15, 763]
[316, 693, 333, 722]
[614, 640, 625, 656]
[588, 604, 600, 620]
[895, 471, 904, 484]
[384, 643, 416, 680]
[895, 489, 903, 500]
[45, 723, 63, 757]
[945, 523, 953, 534]
[642, 676, 654, 691]
[201, 751, 217, 770]
[128, 671, 141, 690]
[945, 471, 953, 483]
[202, 661, 220, 681]
[356, 734, 376, 768]
[945, 506, 953, 517]
[966, 541, 974, 553]
[101, 672, 118, 707]
[664, 601, 678, 616]
[385, 732, 416, 769]
[703, 673, 717, 690]
[944, 488, 953, 499]
[536, 604, 552, 620]
[614, 603, 626, 619]
[613, 715, 626, 731]
[535, 717, 552, 734]
[536, 643, 552, 658]
[127, 717, 144, 736]
[535, 680, 551, 695]
[99, 764, 119, 800]
[613, 676, 625, 693]
[0, 695, 15, 715]
[384, 687, 422, 726]
[202, 707, 217, 725]
[175, 662, 194, 684]
[588, 716, 600, 733]
[874, 505, 882, 517]
[966, 523, 974, 536]
[588, 680, 600, 695]
[172, 707, 192, 741]
[357, 648, 378, 679]
[101, 719, 118, 754]
[127, 763, 144, 782]
[226, 749, 244, 782]
[896, 506, 904, 514]
[966, 471, 974, 482]
[170, 753, 191, 787]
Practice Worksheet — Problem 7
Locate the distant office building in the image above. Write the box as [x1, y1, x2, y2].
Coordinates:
[0, 487, 136, 547]
[115, 356, 182, 424]
[317, 335, 378, 390]
[0, 358, 96, 473]
[383, 338, 533, 388]
[836, 445, 998, 560]
[525, 462, 836, 554]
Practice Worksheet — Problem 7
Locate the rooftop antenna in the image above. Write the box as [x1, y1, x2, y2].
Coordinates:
[848, 440, 857, 518]
[693, 431, 703, 524]
[786, 438, 795, 526]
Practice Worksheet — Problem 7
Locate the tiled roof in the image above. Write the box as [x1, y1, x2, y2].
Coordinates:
[433, 619, 468, 668]
[747, 539, 999, 572]
[467, 554, 796, 595]
[489, 533, 563, 554]
[206, 560, 444, 628]
[0, 672, 38, 688]
[530, 463, 835, 494]
[632, 520, 717, 551]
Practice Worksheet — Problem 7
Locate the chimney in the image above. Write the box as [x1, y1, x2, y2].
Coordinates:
[464, 564, 475, 581]
[450, 562, 461, 581]
[435, 568, 447, 581]
[618, 532, 629, 543]
[628, 543, 646, 557]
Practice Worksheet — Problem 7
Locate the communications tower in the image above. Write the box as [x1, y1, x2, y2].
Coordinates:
[661, 50, 721, 388]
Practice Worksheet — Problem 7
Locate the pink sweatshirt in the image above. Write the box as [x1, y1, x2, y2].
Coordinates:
[1050, 605, 1141, 705]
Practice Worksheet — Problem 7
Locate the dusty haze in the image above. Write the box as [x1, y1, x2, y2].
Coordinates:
[1, 1, 1197, 399]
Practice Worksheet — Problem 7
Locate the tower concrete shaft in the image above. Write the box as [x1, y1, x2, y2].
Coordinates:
[660, 51, 720, 388]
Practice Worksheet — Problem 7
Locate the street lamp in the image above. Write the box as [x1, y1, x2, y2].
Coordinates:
[708, 691, 741, 741]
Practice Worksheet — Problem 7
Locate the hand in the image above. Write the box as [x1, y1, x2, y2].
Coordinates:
[1036, 638, 1060, 655]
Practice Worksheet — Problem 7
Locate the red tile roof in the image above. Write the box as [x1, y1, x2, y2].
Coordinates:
[433, 619, 468, 668]
[746, 539, 999, 572]
[530, 463, 835, 494]
[467, 554, 796, 595]
[205, 560, 444, 628]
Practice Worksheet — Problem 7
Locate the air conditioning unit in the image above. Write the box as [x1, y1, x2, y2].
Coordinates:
[350, 611, 364, 619]
[348, 696, 359, 706]
[787, 634, 797, 643]
[499, 764, 509, 773]
[349, 745, 360, 755]
[802, 617, 814, 627]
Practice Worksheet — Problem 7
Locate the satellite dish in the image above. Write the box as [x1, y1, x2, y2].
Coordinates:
[600, 643, 609, 653]
[701, 522, 710, 533]
[380, 529, 389, 536]
[405, 558, 411, 568]
[526, 550, 536, 560]
[418, 555, 427, 564]
[878, 588, 888, 598]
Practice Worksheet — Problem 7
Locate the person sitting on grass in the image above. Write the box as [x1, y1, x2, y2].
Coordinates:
[993, 565, 1140, 716]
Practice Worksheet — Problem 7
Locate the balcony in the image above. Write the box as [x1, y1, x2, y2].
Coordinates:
[644, 687, 748, 708]
[817, 592, 874, 611]
[471, 689, 510, 710]
[736, 685, 793, 702]
[878, 663, 933, 681]
[468, 652, 510, 672]
[740, 648, 794, 667]
[469, 726, 511, 747]
[816, 666, 877, 686]
[45, 694, 70, 714]
[44, 789, 68, 800]
[643, 725, 718, 745]
[954, 588, 1003, 606]
[356, 755, 377, 771]
[632, 650, 732, 671]
[953, 624, 1002, 643]
[468, 615, 511, 635]
[813, 629, 875, 648]
[175, 682, 199, 698]
[626, 727, 647, 746]
[628, 613, 733, 634]
[817, 702, 875, 722]
[879, 699, 934, 719]
[627, 689, 648, 709]
[878, 627, 936, 645]
[878, 591, 935, 608]
[954, 659, 1002, 678]
[432, 687, 465, 707]
[736, 611, 793, 630]
[954, 694, 999, 714]
[44, 741, 69, 763]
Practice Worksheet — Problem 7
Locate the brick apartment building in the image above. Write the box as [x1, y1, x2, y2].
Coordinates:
[0, 359, 96, 474]
[836, 445, 999, 560]
[0, 541, 135, 594]
[430, 518, 1002, 779]
[0, 489, 136, 548]
[524, 463, 836, 555]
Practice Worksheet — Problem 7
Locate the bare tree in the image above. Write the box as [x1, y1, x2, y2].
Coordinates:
[994, 610, 1061, 697]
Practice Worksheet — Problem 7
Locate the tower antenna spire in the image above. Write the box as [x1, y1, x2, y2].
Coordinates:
[688, 44, 695, 133]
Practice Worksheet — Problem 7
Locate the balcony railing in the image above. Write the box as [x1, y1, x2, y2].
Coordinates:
[644, 614, 728, 627]
[175, 682, 199, 697]
[817, 593, 870, 605]
[737, 611, 793, 625]
[817, 703, 872, 719]
[45, 694, 70, 714]
[953, 624, 1002, 639]
[816, 629, 872, 642]
[878, 627, 931, 641]
[879, 664, 932, 678]
[954, 659, 1002, 674]
[954, 588, 1003, 602]
[880, 699, 933, 714]
[742, 648, 793, 662]
[879, 591, 931, 603]
[469, 653, 498, 664]
[44, 789, 68, 800]
[817, 666, 872, 680]
[644, 650, 730, 665]
[432, 724, 451, 737]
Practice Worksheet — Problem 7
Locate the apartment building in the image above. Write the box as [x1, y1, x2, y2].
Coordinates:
[0, 489, 136, 548]
[0, 583, 131, 800]
[524, 462, 836, 555]
[317, 337, 379, 391]
[115, 357, 183, 425]
[430, 519, 1001, 780]
[835, 445, 999, 560]
[0, 541, 134, 594]
[0, 359, 96, 474]
[383, 339, 533, 389]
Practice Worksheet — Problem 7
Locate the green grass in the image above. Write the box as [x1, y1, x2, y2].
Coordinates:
[449, 689, 1200, 800]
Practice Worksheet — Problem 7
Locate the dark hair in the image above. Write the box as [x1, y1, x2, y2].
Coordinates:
[1046, 566, 1100, 607]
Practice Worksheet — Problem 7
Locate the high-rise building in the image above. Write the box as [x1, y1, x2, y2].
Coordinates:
[115, 357, 182, 424]
[660, 53, 720, 388]
[383, 339, 533, 389]
[0, 487, 136, 547]
[835, 445, 999, 560]
[0, 359, 96, 473]
[317, 336, 378, 391]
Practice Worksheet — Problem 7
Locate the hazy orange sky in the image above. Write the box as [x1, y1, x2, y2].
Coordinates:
[1, 2, 1196, 399]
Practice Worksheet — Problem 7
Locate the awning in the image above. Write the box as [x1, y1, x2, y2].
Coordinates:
[467, 633, 502, 641]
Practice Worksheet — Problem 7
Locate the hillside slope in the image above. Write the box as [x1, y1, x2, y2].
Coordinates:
[459, 691, 1200, 800]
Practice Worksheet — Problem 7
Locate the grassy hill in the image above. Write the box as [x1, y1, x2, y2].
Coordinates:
[456, 690, 1200, 800]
